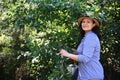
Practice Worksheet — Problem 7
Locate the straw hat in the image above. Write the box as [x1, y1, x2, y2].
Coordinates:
[78, 15, 100, 27]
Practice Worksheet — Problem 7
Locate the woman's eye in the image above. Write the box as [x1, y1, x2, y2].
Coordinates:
[82, 21, 85, 23]
[87, 21, 90, 23]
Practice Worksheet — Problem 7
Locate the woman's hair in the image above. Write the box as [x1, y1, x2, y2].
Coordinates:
[78, 22, 101, 44]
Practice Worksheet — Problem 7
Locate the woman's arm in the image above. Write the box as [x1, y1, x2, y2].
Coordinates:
[60, 49, 79, 61]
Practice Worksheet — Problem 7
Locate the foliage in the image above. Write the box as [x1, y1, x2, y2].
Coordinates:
[0, 0, 120, 80]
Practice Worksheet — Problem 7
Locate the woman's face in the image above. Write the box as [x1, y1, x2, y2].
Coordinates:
[81, 18, 95, 33]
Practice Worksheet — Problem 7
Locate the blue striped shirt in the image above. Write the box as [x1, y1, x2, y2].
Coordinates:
[77, 31, 104, 80]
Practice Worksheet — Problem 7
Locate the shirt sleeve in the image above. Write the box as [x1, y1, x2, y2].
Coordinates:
[78, 33, 97, 63]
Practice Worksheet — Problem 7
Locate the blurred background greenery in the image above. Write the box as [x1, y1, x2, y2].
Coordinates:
[0, 0, 120, 80]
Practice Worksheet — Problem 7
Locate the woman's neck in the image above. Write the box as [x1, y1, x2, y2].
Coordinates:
[85, 30, 91, 34]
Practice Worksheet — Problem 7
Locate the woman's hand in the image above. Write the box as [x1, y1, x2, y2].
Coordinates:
[59, 49, 79, 61]
[59, 49, 69, 57]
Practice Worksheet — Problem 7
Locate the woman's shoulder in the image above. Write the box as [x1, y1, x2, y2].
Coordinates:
[85, 31, 97, 38]
[85, 31, 99, 41]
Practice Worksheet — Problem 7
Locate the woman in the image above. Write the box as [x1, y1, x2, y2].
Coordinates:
[59, 15, 104, 80]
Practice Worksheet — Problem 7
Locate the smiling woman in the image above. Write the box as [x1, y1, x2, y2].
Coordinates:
[81, 18, 96, 33]
[60, 15, 104, 80]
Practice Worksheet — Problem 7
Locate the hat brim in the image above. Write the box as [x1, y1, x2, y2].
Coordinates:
[78, 16, 100, 27]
